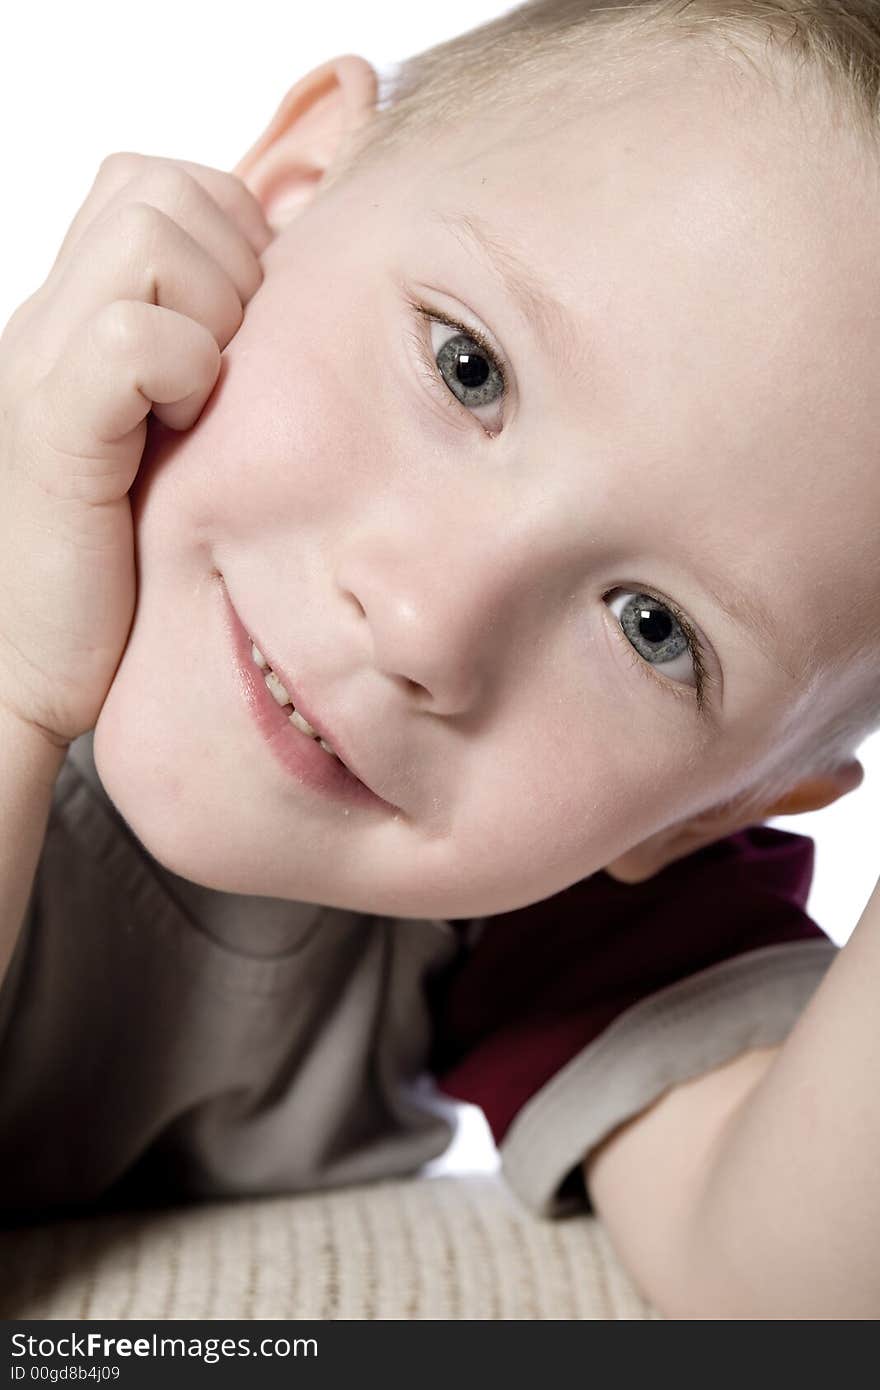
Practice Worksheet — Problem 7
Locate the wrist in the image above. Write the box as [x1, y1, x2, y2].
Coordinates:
[0, 702, 69, 785]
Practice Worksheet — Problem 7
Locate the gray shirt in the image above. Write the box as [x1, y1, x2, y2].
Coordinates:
[0, 731, 461, 1219]
[0, 731, 838, 1222]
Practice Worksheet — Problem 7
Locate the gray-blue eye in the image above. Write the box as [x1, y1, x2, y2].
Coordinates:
[406, 296, 508, 430]
[428, 319, 506, 414]
[605, 588, 706, 704]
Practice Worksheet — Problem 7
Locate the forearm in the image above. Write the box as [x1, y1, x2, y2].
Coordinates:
[678, 876, 880, 1319]
[0, 707, 65, 991]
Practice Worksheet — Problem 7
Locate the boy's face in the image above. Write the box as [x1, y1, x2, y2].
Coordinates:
[93, 63, 880, 918]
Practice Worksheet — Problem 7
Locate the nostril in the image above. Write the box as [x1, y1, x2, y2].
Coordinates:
[404, 677, 430, 699]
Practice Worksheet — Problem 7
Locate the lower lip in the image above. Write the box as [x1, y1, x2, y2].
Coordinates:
[218, 576, 392, 811]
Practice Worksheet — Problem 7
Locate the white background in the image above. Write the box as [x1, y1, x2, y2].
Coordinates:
[3, 0, 878, 1172]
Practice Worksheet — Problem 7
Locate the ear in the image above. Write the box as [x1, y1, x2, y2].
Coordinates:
[231, 55, 379, 233]
[603, 758, 865, 884]
[759, 758, 865, 816]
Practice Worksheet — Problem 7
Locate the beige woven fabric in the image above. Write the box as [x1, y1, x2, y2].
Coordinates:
[0, 1174, 662, 1320]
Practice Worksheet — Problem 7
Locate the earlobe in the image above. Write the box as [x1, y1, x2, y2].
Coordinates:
[231, 54, 379, 229]
[763, 758, 865, 817]
[603, 757, 866, 884]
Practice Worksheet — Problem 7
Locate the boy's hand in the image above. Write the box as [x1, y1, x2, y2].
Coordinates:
[0, 152, 273, 751]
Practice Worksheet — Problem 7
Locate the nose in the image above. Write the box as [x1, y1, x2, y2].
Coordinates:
[336, 534, 518, 715]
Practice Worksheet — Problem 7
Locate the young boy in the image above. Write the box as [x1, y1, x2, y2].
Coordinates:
[1, 0, 879, 1319]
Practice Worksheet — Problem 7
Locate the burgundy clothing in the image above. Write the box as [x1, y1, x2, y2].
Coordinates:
[429, 826, 821, 1139]
[426, 826, 832, 1210]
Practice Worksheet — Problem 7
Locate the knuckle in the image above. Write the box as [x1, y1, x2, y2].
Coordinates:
[98, 150, 143, 181]
[116, 197, 164, 234]
[92, 300, 146, 355]
[116, 198, 165, 238]
[2, 291, 41, 338]
[112, 201, 168, 279]
[135, 160, 196, 210]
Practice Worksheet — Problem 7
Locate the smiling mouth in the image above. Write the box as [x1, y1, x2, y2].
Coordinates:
[247, 635, 347, 764]
[218, 570, 395, 809]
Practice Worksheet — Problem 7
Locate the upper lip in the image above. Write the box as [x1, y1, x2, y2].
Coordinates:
[250, 631, 393, 807]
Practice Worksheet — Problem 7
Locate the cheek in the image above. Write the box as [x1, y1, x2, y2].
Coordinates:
[441, 722, 633, 909]
[163, 289, 387, 546]
[459, 676, 734, 908]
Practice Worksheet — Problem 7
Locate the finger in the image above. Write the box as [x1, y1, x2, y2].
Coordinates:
[30, 199, 252, 374]
[99, 160, 266, 304]
[19, 300, 221, 505]
[163, 155, 275, 254]
[46, 152, 273, 290]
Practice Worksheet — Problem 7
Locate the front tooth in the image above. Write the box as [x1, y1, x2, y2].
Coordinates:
[250, 641, 269, 671]
[288, 707, 318, 737]
[264, 669, 292, 706]
[318, 738, 338, 758]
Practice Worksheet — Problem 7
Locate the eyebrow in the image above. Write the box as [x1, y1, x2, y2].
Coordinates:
[691, 565, 806, 687]
[428, 206, 804, 691]
[427, 207, 586, 386]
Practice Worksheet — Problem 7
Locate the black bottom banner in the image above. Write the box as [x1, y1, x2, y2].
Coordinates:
[2, 1319, 685, 1387]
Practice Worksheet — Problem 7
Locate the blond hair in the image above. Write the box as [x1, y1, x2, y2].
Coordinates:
[332, 0, 880, 176]
[329, 0, 880, 785]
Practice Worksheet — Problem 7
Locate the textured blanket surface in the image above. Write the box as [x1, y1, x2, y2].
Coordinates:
[0, 1174, 661, 1320]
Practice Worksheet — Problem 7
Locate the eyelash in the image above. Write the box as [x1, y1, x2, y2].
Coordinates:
[403, 296, 713, 717]
[611, 592, 713, 717]
[404, 295, 509, 429]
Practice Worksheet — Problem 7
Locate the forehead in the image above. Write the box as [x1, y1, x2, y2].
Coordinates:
[382, 63, 880, 682]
